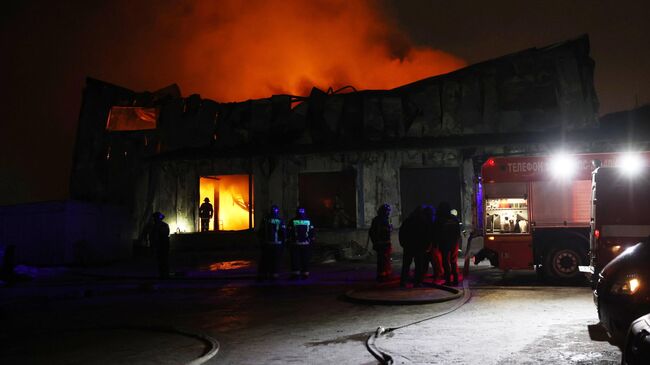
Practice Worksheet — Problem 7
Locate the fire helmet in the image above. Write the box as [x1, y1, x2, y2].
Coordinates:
[296, 206, 306, 217]
[377, 203, 391, 216]
[271, 204, 280, 216]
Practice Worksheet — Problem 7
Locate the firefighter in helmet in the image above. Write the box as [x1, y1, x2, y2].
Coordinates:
[199, 197, 214, 232]
[287, 206, 315, 279]
[369, 203, 393, 282]
[424, 206, 444, 283]
[399, 205, 435, 287]
[257, 204, 286, 281]
[148, 212, 170, 279]
[434, 201, 461, 285]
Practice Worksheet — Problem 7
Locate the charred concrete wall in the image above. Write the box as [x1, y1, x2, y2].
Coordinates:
[143, 149, 461, 229]
[71, 36, 603, 247]
[133, 149, 465, 250]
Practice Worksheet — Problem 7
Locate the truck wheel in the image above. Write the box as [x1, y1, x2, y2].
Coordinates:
[544, 247, 583, 281]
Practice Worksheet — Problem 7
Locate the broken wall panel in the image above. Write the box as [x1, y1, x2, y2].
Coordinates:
[71, 78, 135, 202]
[322, 95, 345, 138]
[363, 97, 384, 141]
[288, 102, 311, 145]
[195, 99, 219, 146]
[480, 70, 500, 132]
[250, 99, 272, 145]
[404, 84, 442, 138]
[106, 107, 158, 131]
[339, 93, 364, 143]
[458, 73, 483, 132]
[442, 80, 462, 135]
[380, 96, 404, 139]
[269, 95, 293, 144]
[176, 165, 198, 232]
[218, 102, 253, 148]
[307, 88, 336, 145]
[157, 98, 185, 151]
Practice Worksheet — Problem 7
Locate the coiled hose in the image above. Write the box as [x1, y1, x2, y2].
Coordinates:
[365, 235, 478, 364]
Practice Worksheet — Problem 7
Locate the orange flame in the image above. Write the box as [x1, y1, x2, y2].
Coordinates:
[172, 0, 466, 102]
[218, 175, 253, 230]
[200, 175, 253, 231]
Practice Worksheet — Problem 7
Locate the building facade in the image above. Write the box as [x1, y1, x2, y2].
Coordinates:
[71, 36, 602, 248]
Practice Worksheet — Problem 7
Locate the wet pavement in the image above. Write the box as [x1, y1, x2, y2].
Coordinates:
[0, 251, 622, 364]
[3, 327, 210, 365]
[345, 280, 463, 305]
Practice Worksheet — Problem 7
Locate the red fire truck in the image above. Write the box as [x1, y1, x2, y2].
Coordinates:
[475, 151, 650, 282]
[588, 164, 650, 279]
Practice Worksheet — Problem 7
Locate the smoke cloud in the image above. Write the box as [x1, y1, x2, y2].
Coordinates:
[0, 0, 465, 204]
[169, 0, 466, 100]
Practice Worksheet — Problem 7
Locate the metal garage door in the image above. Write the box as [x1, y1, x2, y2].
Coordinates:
[400, 167, 461, 222]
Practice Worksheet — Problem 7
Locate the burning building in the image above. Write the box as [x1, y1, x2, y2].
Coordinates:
[71, 36, 601, 250]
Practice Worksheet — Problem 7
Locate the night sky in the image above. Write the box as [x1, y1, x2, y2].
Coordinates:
[1, 0, 649, 206]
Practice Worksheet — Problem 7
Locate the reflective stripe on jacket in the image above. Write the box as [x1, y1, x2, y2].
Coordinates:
[290, 219, 314, 244]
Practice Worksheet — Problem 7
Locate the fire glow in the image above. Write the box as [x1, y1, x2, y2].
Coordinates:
[200, 175, 253, 231]
[174, 0, 466, 101]
[208, 260, 253, 271]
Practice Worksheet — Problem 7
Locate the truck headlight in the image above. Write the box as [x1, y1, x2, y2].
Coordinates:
[620, 152, 643, 176]
[611, 276, 641, 295]
[549, 153, 577, 178]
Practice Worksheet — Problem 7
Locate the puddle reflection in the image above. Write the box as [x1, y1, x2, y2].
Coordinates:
[207, 260, 253, 271]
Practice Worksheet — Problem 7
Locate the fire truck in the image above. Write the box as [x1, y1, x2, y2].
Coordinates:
[587, 164, 650, 279]
[475, 151, 650, 282]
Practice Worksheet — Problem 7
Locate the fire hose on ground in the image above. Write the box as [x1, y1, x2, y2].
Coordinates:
[365, 235, 478, 365]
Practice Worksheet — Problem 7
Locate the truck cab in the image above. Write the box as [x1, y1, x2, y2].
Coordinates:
[589, 165, 650, 279]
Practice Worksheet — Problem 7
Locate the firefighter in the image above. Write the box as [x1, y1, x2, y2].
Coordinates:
[399, 206, 434, 287]
[148, 212, 170, 279]
[199, 197, 214, 232]
[369, 203, 393, 282]
[421, 205, 439, 282]
[422, 206, 444, 283]
[257, 205, 286, 281]
[428, 240, 444, 283]
[287, 207, 315, 279]
[434, 202, 461, 286]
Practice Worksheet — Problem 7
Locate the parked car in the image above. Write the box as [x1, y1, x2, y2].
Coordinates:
[594, 241, 650, 343]
[622, 313, 650, 365]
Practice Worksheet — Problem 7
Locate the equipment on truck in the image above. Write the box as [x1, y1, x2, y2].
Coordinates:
[475, 152, 650, 282]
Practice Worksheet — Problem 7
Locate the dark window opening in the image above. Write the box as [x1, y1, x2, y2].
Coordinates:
[298, 171, 356, 229]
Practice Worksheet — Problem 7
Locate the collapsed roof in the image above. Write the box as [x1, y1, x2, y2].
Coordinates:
[71, 35, 600, 204]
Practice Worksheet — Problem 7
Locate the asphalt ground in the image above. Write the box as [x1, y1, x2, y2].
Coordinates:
[0, 252, 622, 364]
